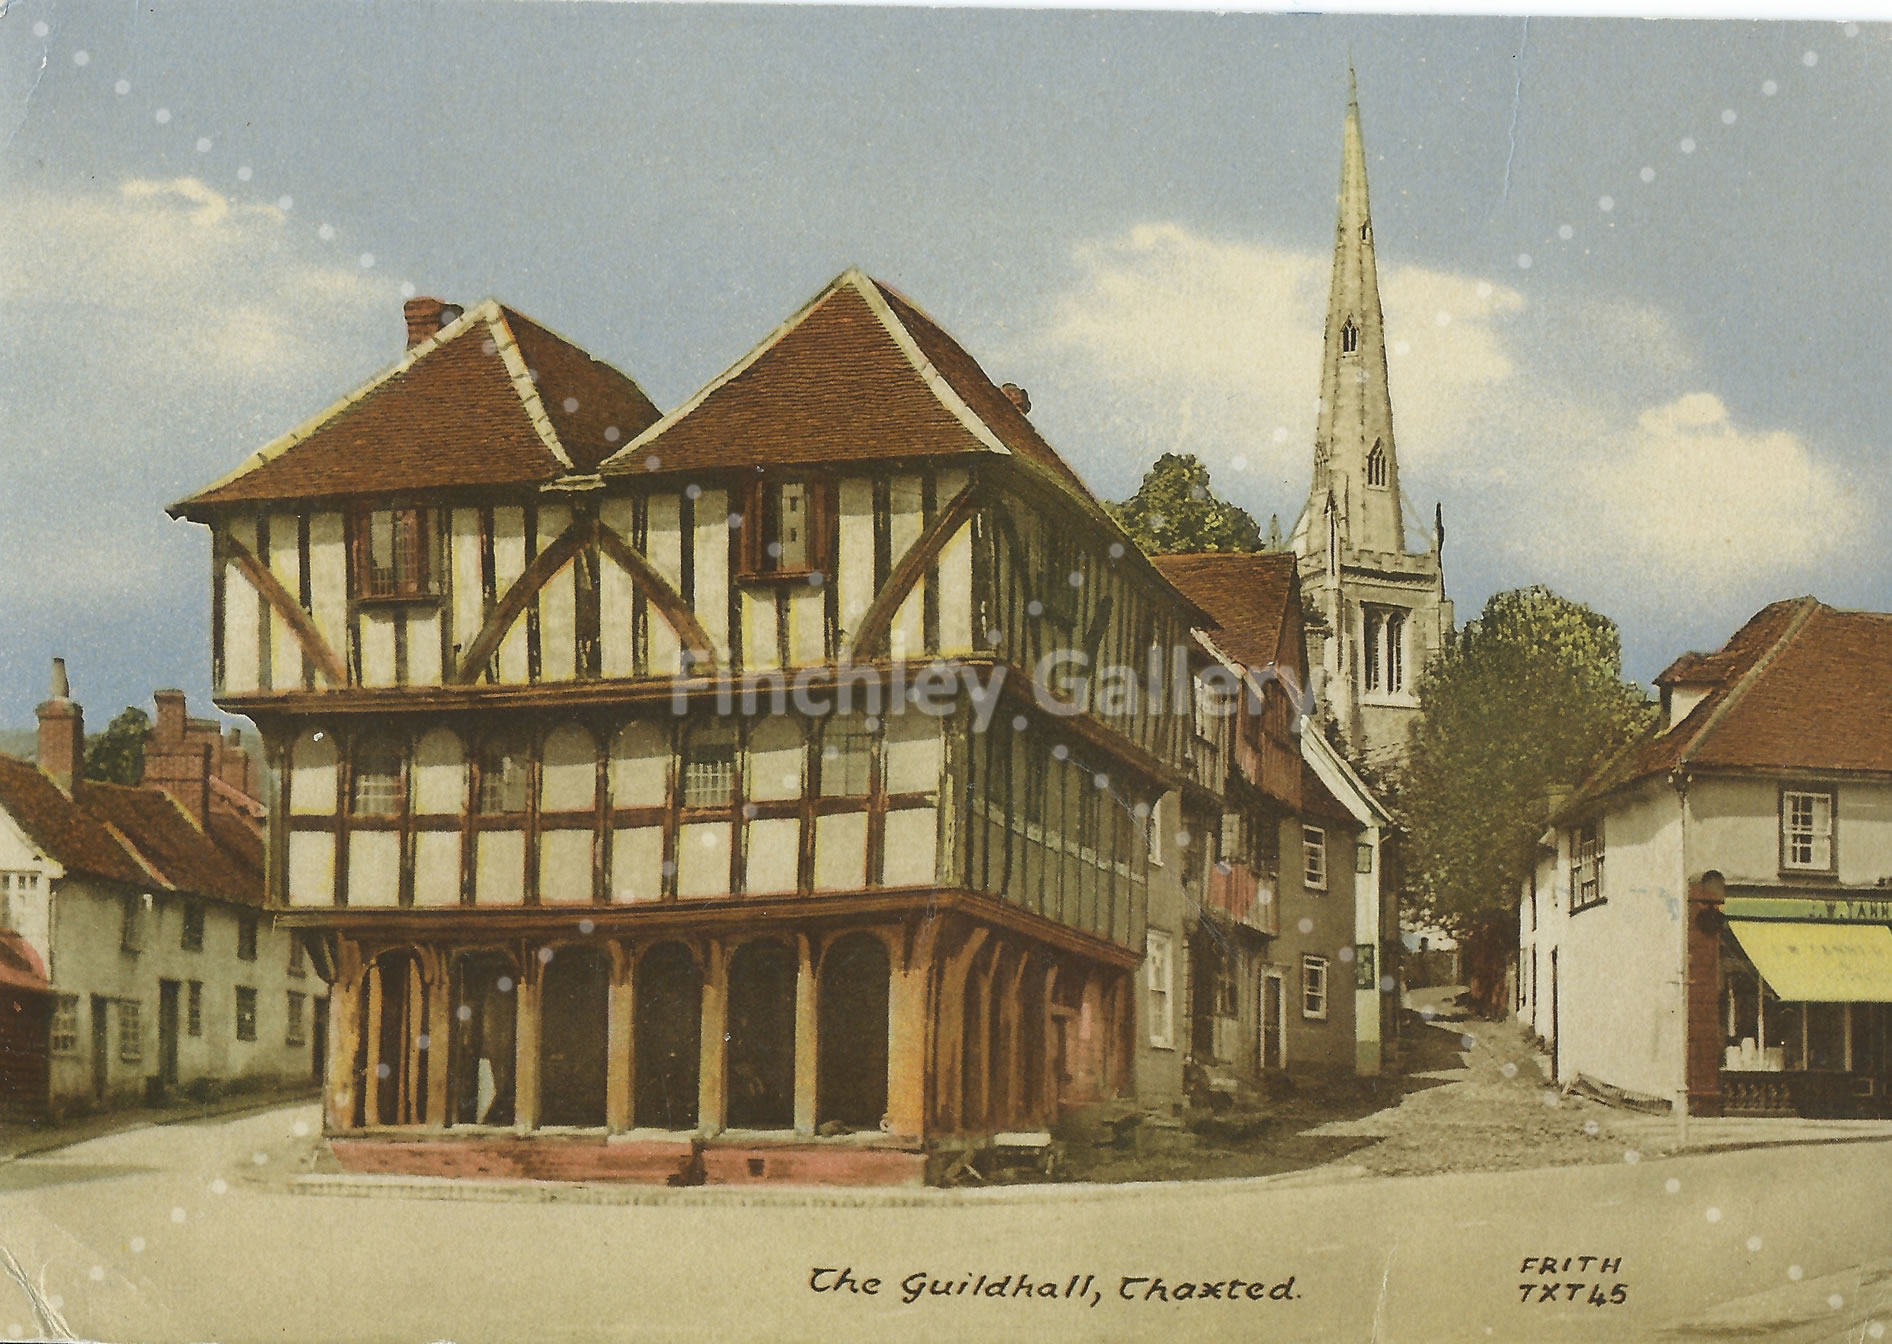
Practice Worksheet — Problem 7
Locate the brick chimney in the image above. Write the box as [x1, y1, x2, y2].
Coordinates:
[1001, 383, 1031, 415]
[404, 296, 462, 348]
[145, 688, 210, 829]
[35, 658, 83, 796]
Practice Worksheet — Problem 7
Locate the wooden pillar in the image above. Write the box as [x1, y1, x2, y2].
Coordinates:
[362, 958, 385, 1127]
[422, 947, 452, 1127]
[886, 921, 938, 1141]
[697, 938, 727, 1135]
[324, 941, 364, 1133]
[793, 933, 819, 1135]
[931, 926, 988, 1133]
[963, 950, 993, 1133]
[605, 940, 634, 1134]
[514, 948, 543, 1132]
[1685, 873, 1726, 1117]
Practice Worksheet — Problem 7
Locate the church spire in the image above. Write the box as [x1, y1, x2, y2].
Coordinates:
[1305, 71, 1407, 557]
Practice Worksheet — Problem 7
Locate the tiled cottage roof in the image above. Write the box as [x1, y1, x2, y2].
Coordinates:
[173, 301, 660, 514]
[1151, 552, 1302, 676]
[601, 271, 1095, 499]
[1569, 597, 1892, 812]
[0, 756, 263, 906]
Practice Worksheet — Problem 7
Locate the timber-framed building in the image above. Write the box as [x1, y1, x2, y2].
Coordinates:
[173, 274, 1221, 1182]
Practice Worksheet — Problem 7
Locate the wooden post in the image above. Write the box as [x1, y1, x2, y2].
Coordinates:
[423, 947, 452, 1127]
[932, 926, 988, 1133]
[1039, 964, 1061, 1124]
[793, 933, 819, 1135]
[962, 950, 993, 1133]
[361, 958, 384, 1127]
[697, 938, 727, 1135]
[886, 920, 938, 1141]
[606, 941, 634, 1134]
[324, 941, 364, 1133]
[514, 950, 543, 1132]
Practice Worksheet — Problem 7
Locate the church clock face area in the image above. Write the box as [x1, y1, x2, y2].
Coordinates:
[2, 10, 1887, 1344]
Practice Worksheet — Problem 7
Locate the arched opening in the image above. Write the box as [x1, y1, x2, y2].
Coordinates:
[539, 944, 610, 1127]
[816, 933, 890, 1131]
[360, 949, 428, 1127]
[634, 942, 701, 1129]
[449, 950, 518, 1126]
[726, 940, 796, 1129]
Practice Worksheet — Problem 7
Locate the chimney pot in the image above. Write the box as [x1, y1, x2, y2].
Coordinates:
[36, 659, 83, 795]
[1001, 383, 1031, 415]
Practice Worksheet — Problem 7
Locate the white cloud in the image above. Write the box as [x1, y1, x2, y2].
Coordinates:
[0, 176, 392, 385]
[1011, 221, 1866, 618]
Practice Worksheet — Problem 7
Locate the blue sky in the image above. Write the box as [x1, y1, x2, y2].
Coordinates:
[1, 5, 1886, 730]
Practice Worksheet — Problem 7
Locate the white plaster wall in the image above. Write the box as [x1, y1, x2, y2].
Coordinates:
[1686, 775, 1892, 889]
[1555, 782, 1686, 1097]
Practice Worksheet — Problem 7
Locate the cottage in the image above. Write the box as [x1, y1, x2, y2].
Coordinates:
[1521, 597, 1892, 1118]
[0, 665, 318, 1118]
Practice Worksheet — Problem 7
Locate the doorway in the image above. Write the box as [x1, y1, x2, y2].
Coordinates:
[1260, 969, 1285, 1070]
[726, 940, 796, 1129]
[816, 933, 890, 1131]
[157, 980, 180, 1092]
[90, 995, 108, 1103]
[633, 942, 701, 1129]
[539, 945, 610, 1127]
[311, 996, 329, 1083]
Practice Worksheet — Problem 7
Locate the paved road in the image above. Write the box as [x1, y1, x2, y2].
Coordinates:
[0, 1102, 1887, 1343]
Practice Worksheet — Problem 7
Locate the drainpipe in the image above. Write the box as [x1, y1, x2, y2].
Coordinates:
[1673, 768, 1692, 1148]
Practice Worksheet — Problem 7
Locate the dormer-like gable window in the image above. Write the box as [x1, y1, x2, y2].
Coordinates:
[354, 507, 435, 600]
[739, 478, 829, 579]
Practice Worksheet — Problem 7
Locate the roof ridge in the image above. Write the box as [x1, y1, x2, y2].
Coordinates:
[1675, 595, 1821, 769]
[601, 271, 865, 473]
[96, 817, 173, 891]
[849, 275, 1014, 459]
[483, 306, 576, 472]
[171, 298, 507, 510]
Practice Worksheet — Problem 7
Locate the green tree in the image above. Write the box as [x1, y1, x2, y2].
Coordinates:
[84, 706, 150, 785]
[1108, 452, 1265, 554]
[1402, 587, 1656, 941]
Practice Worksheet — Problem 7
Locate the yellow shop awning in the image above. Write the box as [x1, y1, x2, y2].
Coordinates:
[1729, 921, 1892, 1002]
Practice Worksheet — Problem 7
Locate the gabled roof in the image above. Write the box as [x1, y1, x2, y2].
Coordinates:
[173, 300, 661, 515]
[600, 270, 1094, 499]
[1569, 596, 1892, 813]
[1150, 552, 1303, 677]
[0, 757, 263, 907]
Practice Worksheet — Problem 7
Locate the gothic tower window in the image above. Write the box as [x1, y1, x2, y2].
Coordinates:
[1341, 319, 1358, 355]
[1365, 440, 1387, 488]
[1360, 220, 1371, 242]
[1362, 606, 1409, 695]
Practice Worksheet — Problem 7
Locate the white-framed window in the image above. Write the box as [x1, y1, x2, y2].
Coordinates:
[1302, 955, 1329, 1020]
[1781, 790, 1835, 872]
[351, 736, 404, 816]
[286, 991, 306, 1047]
[49, 995, 78, 1054]
[1571, 822, 1605, 912]
[0, 871, 37, 930]
[235, 987, 258, 1043]
[819, 717, 875, 797]
[1303, 826, 1327, 891]
[1145, 930, 1175, 1049]
[356, 506, 432, 600]
[682, 723, 738, 810]
[118, 1000, 143, 1063]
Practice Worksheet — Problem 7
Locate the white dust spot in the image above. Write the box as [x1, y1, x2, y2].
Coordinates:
[1788, 1265, 1804, 1281]
[1093, 773, 1110, 790]
[1640, 167, 1655, 183]
[644, 454, 661, 472]
[538, 946, 554, 963]
[293, 1121, 309, 1137]
[1230, 453, 1249, 472]
[129, 1237, 145, 1253]
[358, 253, 375, 270]
[32, 20, 48, 36]
[1558, 224, 1574, 240]
[279, 194, 295, 212]
[1746, 1235, 1762, 1251]
[1051, 745, 1069, 761]
[1803, 50, 1819, 67]
[562, 396, 580, 413]
[237, 165, 252, 182]
[1272, 426, 1289, 442]
[318, 223, 336, 241]
[1665, 1178, 1681, 1193]
[685, 483, 702, 500]
[1434, 310, 1452, 327]
[1829, 1294, 1844, 1309]
[1598, 196, 1615, 213]
[498, 975, 514, 992]
[73, 50, 90, 67]
[155, 108, 171, 125]
[115, 79, 130, 95]
[1297, 918, 1314, 935]
[210, 1178, 228, 1195]
[1680, 137, 1697, 154]
[1705, 1207, 1721, 1223]
[196, 137, 212, 153]
[1011, 715, 1028, 731]
[171, 1207, 187, 1223]
[604, 425, 620, 442]
[1338, 946, 1356, 964]
[1721, 109, 1737, 125]
[579, 919, 595, 935]
[1108, 541, 1125, 559]
[1475, 281, 1493, 299]
[1583, 1120, 1599, 1135]
[88, 1266, 103, 1281]
[1763, 79, 1779, 96]
[1623, 1150, 1641, 1164]
[1393, 340, 1411, 356]
[1516, 253, 1532, 270]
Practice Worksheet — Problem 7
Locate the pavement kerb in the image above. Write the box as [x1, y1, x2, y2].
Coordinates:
[0, 1088, 321, 1165]
[284, 1162, 1376, 1210]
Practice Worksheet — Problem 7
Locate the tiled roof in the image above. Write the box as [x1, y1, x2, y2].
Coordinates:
[600, 271, 1094, 500]
[1300, 762, 1359, 828]
[0, 757, 263, 906]
[1568, 597, 1892, 811]
[173, 301, 660, 513]
[1151, 552, 1302, 676]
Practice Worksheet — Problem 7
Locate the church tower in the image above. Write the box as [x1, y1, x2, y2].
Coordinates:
[1289, 74, 1452, 768]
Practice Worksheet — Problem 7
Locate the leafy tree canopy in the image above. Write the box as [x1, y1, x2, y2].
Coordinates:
[1401, 587, 1657, 938]
[1108, 452, 1266, 554]
[84, 706, 150, 786]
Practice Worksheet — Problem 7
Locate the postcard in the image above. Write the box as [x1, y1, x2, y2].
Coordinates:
[0, 4, 1888, 1341]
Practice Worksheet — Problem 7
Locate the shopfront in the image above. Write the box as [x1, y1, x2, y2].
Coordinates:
[1716, 897, 1892, 1117]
